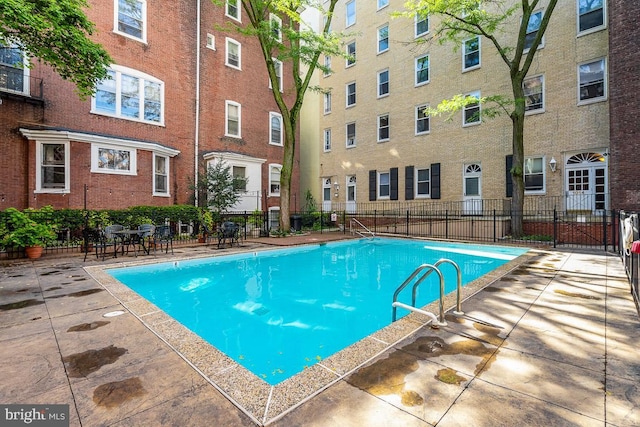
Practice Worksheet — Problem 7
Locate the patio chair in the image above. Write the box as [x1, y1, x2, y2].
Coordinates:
[136, 224, 156, 255]
[83, 228, 118, 261]
[217, 221, 240, 248]
[153, 225, 174, 254]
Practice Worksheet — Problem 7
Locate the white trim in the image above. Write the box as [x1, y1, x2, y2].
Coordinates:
[91, 144, 137, 175]
[523, 9, 545, 52]
[345, 0, 356, 28]
[462, 36, 481, 72]
[269, 163, 282, 196]
[377, 68, 389, 98]
[153, 153, 170, 197]
[415, 14, 429, 38]
[377, 24, 389, 54]
[577, 0, 607, 36]
[323, 128, 332, 152]
[225, 100, 242, 138]
[524, 74, 545, 115]
[523, 155, 546, 195]
[113, 0, 147, 43]
[463, 91, 481, 127]
[35, 140, 70, 194]
[346, 82, 356, 107]
[269, 112, 283, 146]
[225, 37, 242, 70]
[415, 104, 430, 135]
[206, 33, 216, 50]
[577, 57, 607, 105]
[270, 13, 282, 42]
[346, 122, 356, 148]
[377, 114, 390, 142]
[415, 54, 430, 87]
[225, 0, 241, 22]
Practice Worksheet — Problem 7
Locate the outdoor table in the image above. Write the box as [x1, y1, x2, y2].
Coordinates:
[113, 229, 150, 256]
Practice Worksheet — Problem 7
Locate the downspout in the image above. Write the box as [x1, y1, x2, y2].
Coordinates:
[194, 0, 202, 207]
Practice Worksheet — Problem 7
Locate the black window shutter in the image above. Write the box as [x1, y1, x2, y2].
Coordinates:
[430, 163, 441, 199]
[506, 155, 513, 198]
[369, 170, 377, 201]
[405, 166, 414, 200]
[390, 168, 398, 200]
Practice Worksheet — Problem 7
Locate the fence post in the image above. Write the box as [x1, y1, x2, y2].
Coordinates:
[603, 209, 608, 251]
[374, 210, 377, 233]
[553, 208, 558, 249]
[493, 209, 496, 242]
[406, 210, 409, 236]
[342, 210, 346, 234]
[445, 210, 449, 239]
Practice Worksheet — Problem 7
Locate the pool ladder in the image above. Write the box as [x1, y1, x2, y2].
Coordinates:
[391, 259, 463, 327]
[350, 218, 375, 238]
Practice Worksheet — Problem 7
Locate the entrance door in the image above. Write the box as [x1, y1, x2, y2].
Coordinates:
[463, 163, 482, 214]
[346, 175, 356, 213]
[565, 152, 608, 212]
[322, 178, 332, 211]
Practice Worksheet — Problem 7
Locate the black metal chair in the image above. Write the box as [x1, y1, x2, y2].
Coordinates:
[153, 225, 174, 254]
[83, 228, 117, 261]
[217, 221, 240, 248]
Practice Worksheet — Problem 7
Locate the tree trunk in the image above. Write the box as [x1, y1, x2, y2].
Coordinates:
[510, 81, 526, 238]
[279, 117, 296, 231]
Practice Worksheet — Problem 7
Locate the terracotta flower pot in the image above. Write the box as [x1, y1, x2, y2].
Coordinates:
[25, 245, 44, 259]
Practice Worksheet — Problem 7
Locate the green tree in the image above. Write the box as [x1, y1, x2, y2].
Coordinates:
[228, 0, 344, 232]
[0, 0, 112, 99]
[200, 159, 248, 216]
[404, 0, 558, 237]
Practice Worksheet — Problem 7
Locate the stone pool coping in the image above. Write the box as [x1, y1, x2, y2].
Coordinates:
[84, 241, 530, 425]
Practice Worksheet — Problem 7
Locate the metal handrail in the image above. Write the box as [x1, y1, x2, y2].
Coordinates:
[350, 218, 375, 238]
[391, 263, 446, 326]
[411, 258, 464, 316]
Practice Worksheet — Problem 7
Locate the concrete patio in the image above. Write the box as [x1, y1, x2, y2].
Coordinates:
[0, 236, 638, 426]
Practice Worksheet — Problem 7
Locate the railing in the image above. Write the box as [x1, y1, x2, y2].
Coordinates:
[0, 68, 44, 100]
[349, 218, 375, 238]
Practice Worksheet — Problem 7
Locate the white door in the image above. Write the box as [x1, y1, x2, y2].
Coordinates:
[322, 178, 332, 211]
[346, 175, 356, 213]
[565, 152, 608, 212]
[463, 163, 482, 214]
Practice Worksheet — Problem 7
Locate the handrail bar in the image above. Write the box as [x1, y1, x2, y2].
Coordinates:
[411, 258, 464, 316]
[350, 218, 375, 238]
[391, 263, 446, 326]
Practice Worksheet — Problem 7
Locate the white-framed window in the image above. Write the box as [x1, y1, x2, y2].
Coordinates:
[378, 171, 390, 199]
[225, 38, 241, 69]
[323, 178, 332, 202]
[270, 13, 282, 42]
[232, 165, 247, 191]
[92, 65, 164, 125]
[91, 144, 137, 175]
[36, 141, 69, 193]
[524, 10, 544, 51]
[346, 82, 356, 107]
[226, 0, 240, 21]
[115, 0, 146, 42]
[346, 0, 356, 27]
[378, 114, 389, 142]
[269, 112, 283, 146]
[206, 33, 216, 50]
[0, 43, 29, 94]
[524, 156, 545, 194]
[578, 0, 605, 34]
[462, 36, 480, 71]
[324, 128, 332, 152]
[153, 153, 169, 196]
[269, 164, 282, 196]
[346, 41, 356, 67]
[346, 122, 356, 147]
[524, 74, 544, 113]
[323, 92, 332, 114]
[377, 69, 389, 97]
[269, 58, 283, 92]
[416, 104, 430, 135]
[378, 25, 389, 54]
[323, 55, 332, 77]
[415, 14, 429, 37]
[416, 167, 430, 198]
[415, 54, 429, 86]
[225, 100, 241, 137]
[377, 0, 389, 10]
[463, 91, 481, 126]
[579, 58, 606, 104]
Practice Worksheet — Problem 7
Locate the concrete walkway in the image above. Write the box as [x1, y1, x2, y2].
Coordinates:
[1, 241, 638, 426]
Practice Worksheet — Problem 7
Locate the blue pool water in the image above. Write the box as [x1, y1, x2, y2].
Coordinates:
[107, 238, 527, 385]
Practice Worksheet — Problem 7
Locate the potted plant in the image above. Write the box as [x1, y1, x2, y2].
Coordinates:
[1, 207, 57, 259]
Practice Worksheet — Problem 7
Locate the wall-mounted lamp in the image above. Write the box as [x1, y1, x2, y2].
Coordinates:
[334, 181, 340, 190]
[549, 157, 557, 173]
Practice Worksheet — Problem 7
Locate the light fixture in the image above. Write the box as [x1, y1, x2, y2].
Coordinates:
[549, 157, 557, 173]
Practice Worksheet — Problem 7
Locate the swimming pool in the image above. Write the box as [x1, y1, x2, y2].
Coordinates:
[107, 237, 527, 385]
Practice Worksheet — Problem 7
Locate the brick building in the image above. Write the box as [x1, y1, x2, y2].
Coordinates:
[0, 0, 297, 217]
[315, 0, 612, 214]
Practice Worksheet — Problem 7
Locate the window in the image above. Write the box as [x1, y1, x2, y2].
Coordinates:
[226, 0, 240, 21]
[463, 36, 480, 71]
[415, 54, 429, 86]
[416, 104, 430, 134]
[154, 154, 169, 196]
[378, 25, 389, 53]
[324, 128, 332, 152]
[463, 91, 481, 126]
[346, 82, 356, 107]
[93, 65, 163, 125]
[270, 112, 283, 145]
[416, 168, 430, 197]
[226, 38, 241, 69]
[578, 0, 605, 33]
[415, 14, 429, 37]
[206, 34, 216, 50]
[323, 178, 332, 202]
[269, 165, 281, 195]
[377, 69, 389, 97]
[524, 157, 544, 193]
[346, 1, 356, 27]
[225, 101, 241, 137]
[378, 114, 389, 142]
[269, 58, 283, 91]
[37, 142, 69, 192]
[232, 166, 246, 191]
[524, 10, 543, 51]
[270, 14, 282, 42]
[323, 92, 332, 114]
[524, 75, 544, 112]
[115, 0, 146, 41]
[378, 0, 389, 9]
[379, 172, 390, 198]
[323, 55, 332, 77]
[92, 145, 135, 174]
[346, 41, 356, 67]
[579, 58, 606, 103]
[346, 122, 356, 147]
[0, 43, 27, 94]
